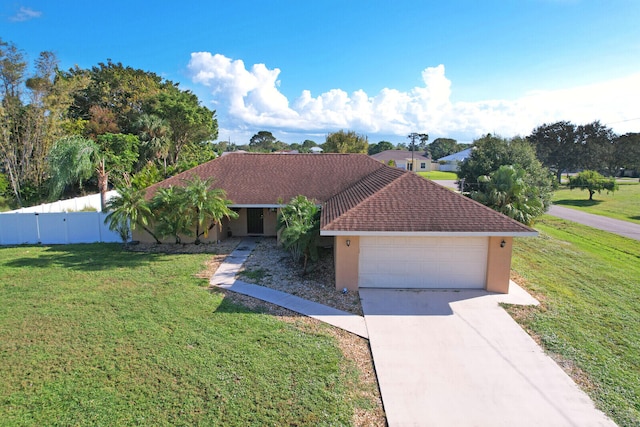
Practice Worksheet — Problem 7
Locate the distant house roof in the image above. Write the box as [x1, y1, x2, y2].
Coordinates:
[146, 153, 534, 236]
[370, 150, 429, 163]
[309, 146, 323, 153]
[437, 148, 473, 162]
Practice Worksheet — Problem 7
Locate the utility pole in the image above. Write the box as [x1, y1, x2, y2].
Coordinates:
[407, 132, 429, 172]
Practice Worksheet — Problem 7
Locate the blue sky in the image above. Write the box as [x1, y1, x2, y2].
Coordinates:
[3, 1, 639, 145]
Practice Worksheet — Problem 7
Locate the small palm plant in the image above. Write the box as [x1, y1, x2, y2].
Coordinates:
[150, 186, 189, 244]
[104, 185, 161, 244]
[277, 195, 321, 274]
[180, 176, 238, 244]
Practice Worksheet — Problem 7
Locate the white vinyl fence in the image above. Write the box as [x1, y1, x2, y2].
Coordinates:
[0, 191, 124, 245]
[0, 212, 122, 245]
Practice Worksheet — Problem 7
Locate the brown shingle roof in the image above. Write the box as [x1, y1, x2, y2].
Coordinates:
[146, 152, 535, 235]
[145, 153, 385, 205]
[321, 170, 534, 234]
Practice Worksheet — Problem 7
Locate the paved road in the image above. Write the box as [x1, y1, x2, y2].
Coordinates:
[360, 288, 617, 427]
[548, 205, 640, 241]
[431, 179, 640, 241]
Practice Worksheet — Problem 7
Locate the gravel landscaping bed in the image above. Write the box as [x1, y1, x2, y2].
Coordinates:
[237, 237, 363, 316]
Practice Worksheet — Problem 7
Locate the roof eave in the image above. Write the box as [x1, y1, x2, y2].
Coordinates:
[320, 230, 539, 237]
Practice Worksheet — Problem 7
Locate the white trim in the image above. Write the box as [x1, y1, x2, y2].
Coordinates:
[320, 230, 538, 237]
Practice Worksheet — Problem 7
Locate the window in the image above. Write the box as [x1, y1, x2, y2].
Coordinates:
[407, 162, 413, 171]
[420, 162, 426, 169]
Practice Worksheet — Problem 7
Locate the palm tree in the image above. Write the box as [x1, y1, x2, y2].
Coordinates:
[180, 176, 238, 244]
[470, 165, 545, 226]
[104, 185, 160, 244]
[136, 113, 171, 172]
[150, 186, 189, 243]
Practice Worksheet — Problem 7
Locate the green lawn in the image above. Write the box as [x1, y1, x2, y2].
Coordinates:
[417, 171, 458, 180]
[510, 217, 640, 426]
[552, 179, 640, 224]
[0, 244, 371, 426]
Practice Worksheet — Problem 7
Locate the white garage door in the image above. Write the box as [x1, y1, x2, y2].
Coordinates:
[359, 236, 488, 289]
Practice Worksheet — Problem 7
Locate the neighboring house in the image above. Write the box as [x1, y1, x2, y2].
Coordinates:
[144, 153, 536, 293]
[370, 149, 436, 172]
[437, 147, 473, 172]
[309, 146, 323, 153]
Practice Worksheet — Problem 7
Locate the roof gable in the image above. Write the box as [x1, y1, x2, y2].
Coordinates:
[322, 169, 534, 234]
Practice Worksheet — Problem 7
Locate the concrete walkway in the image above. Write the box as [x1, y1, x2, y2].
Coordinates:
[210, 238, 368, 338]
[360, 288, 616, 427]
[549, 205, 640, 241]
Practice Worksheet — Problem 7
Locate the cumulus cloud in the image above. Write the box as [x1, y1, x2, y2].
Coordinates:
[188, 52, 640, 141]
[9, 6, 42, 22]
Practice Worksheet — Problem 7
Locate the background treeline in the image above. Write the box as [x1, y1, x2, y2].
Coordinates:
[0, 39, 217, 209]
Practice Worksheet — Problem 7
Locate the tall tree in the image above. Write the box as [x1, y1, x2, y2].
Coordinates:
[528, 121, 579, 183]
[145, 86, 218, 165]
[614, 133, 640, 174]
[0, 39, 27, 205]
[47, 135, 99, 200]
[368, 140, 395, 155]
[249, 131, 283, 152]
[136, 113, 170, 170]
[95, 133, 140, 183]
[323, 130, 368, 153]
[428, 138, 459, 160]
[407, 132, 429, 151]
[576, 121, 616, 175]
[457, 134, 554, 210]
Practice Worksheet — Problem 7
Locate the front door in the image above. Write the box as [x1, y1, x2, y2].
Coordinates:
[247, 208, 264, 234]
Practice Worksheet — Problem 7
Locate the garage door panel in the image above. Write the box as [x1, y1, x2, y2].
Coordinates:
[359, 236, 488, 289]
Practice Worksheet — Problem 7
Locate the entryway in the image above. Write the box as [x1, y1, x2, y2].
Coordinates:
[246, 208, 264, 235]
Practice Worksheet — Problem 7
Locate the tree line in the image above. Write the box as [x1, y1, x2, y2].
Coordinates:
[529, 120, 640, 182]
[0, 39, 217, 209]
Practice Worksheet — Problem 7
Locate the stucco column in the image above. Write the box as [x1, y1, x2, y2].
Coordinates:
[485, 236, 513, 293]
[334, 236, 359, 291]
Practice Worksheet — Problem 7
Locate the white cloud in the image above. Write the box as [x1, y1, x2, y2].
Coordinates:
[188, 52, 640, 142]
[9, 6, 42, 22]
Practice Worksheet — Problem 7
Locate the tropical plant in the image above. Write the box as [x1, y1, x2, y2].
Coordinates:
[150, 186, 189, 243]
[47, 135, 100, 200]
[568, 170, 619, 200]
[276, 195, 321, 273]
[323, 130, 368, 154]
[458, 134, 555, 210]
[180, 176, 238, 244]
[470, 165, 546, 225]
[104, 185, 160, 244]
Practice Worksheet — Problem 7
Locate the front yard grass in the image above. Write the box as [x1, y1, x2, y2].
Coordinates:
[417, 171, 458, 180]
[0, 244, 369, 426]
[552, 179, 640, 224]
[510, 216, 640, 426]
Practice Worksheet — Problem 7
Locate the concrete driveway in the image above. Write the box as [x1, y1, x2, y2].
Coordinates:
[360, 287, 617, 426]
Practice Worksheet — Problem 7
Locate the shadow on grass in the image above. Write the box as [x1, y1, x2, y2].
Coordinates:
[553, 199, 603, 207]
[1, 243, 166, 271]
